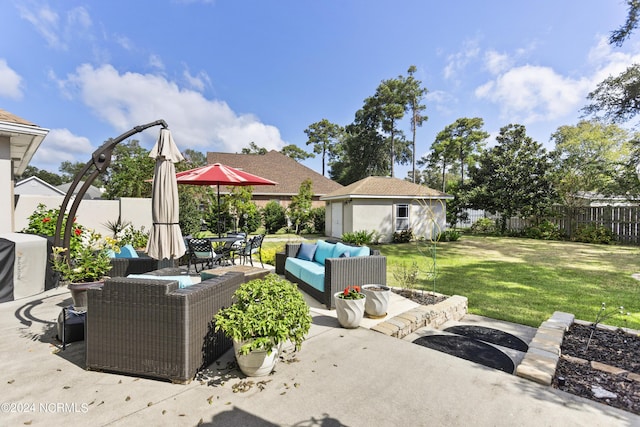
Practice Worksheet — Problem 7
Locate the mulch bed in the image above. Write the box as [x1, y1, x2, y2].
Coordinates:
[391, 289, 448, 306]
[553, 323, 640, 414]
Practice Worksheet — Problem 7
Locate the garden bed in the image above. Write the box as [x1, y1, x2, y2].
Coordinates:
[553, 323, 640, 414]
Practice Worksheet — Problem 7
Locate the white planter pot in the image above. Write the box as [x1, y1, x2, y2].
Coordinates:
[233, 339, 278, 377]
[334, 292, 366, 328]
[362, 284, 391, 318]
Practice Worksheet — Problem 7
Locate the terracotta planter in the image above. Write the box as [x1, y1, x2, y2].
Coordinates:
[68, 281, 104, 311]
[362, 284, 391, 318]
[334, 292, 366, 328]
[233, 339, 279, 377]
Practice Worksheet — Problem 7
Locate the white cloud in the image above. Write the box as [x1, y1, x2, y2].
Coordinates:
[55, 64, 286, 153]
[31, 128, 94, 170]
[475, 35, 640, 125]
[18, 3, 92, 50]
[182, 68, 211, 91]
[0, 59, 23, 99]
[443, 38, 481, 80]
[484, 50, 512, 75]
[149, 54, 165, 70]
[475, 65, 590, 123]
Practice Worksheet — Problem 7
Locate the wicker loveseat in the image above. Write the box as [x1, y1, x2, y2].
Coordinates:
[282, 240, 386, 309]
[107, 250, 160, 277]
[85, 270, 244, 383]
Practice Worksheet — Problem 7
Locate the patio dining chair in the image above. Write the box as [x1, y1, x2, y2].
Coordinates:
[187, 238, 224, 273]
[237, 234, 265, 268]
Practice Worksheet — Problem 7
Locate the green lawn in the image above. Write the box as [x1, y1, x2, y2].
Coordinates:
[375, 235, 640, 329]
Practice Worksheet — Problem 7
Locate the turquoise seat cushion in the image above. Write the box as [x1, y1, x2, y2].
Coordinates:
[298, 261, 325, 292]
[333, 242, 353, 258]
[351, 246, 370, 257]
[285, 257, 306, 278]
[127, 274, 194, 289]
[297, 243, 317, 261]
[313, 240, 336, 265]
[115, 244, 139, 258]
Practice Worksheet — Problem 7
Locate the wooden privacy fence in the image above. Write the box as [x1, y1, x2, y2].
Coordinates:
[505, 206, 640, 245]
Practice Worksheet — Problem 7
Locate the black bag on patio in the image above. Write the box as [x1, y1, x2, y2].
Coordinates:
[56, 306, 86, 346]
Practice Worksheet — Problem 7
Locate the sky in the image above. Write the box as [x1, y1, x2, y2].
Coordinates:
[1, 0, 638, 180]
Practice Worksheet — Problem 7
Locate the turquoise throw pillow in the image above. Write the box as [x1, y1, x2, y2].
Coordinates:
[352, 246, 370, 257]
[116, 244, 139, 258]
[297, 243, 317, 261]
[333, 242, 353, 258]
[313, 240, 335, 265]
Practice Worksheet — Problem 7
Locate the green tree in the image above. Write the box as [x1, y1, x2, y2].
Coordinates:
[226, 186, 257, 232]
[262, 200, 287, 233]
[102, 139, 154, 199]
[180, 149, 207, 169]
[467, 124, 557, 233]
[304, 119, 343, 176]
[610, 0, 640, 46]
[17, 165, 64, 185]
[280, 144, 314, 162]
[550, 120, 632, 207]
[405, 65, 428, 183]
[288, 178, 313, 234]
[241, 142, 267, 155]
[431, 117, 488, 188]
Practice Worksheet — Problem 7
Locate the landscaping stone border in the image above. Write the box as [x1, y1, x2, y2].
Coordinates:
[371, 294, 468, 339]
[515, 312, 640, 386]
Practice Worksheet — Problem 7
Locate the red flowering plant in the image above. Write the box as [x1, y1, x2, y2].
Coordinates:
[23, 204, 117, 283]
[337, 285, 365, 300]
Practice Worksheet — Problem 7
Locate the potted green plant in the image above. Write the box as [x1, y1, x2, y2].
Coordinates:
[214, 274, 312, 377]
[51, 229, 119, 311]
[334, 286, 366, 328]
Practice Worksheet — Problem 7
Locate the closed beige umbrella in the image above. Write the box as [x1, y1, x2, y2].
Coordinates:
[146, 128, 186, 260]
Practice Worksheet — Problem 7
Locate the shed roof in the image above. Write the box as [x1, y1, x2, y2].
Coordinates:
[207, 150, 342, 196]
[321, 176, 453, 200]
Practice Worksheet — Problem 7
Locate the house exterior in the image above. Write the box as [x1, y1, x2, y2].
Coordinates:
[14, 176, 66, 197]
[321, 176, 453, 243]
[206, 150, 342, 208]
[0, 109, 49, 233]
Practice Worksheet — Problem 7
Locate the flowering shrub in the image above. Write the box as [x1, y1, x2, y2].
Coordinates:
[52, 230, 118, 283]
[22, 204, 84, 258]
[337, 285, 365, 300]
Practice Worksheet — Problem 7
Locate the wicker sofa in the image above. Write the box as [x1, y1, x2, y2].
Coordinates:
[107, 250, 160, 277]
[282, 241, 386, 309]
[85, 270, 244, 383]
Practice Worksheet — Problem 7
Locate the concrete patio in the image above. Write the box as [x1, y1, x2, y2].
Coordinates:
[1, 279, 638, 426]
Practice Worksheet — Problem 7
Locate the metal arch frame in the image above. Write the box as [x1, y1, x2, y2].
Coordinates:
[53, 119, 168, 257]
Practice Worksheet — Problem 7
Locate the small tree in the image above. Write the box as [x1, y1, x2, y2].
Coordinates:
[288, 179, 313, 234]
[262, 201, 287, 234]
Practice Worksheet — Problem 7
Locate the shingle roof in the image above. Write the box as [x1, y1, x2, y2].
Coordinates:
[321, 176, 453, 200]
[0, 109, 35, 126]
[206, 150, 342, 196]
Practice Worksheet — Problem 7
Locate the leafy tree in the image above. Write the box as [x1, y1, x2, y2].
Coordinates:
[304, 119, 343, 176]
[288, 178, 313, 234]
[262, 200, 287, 233]
[467, 124, 557, 233]
[102, 139, 154, 199]
[281, 144, 314, 162]
[18, 165, 64, 185]
[226, 186, 258, 232]
[179, 187, 203, 237]
[610, 0, 640, 46]
[405, 65, 428, 183]
[59, 160, 107, 187]
[432, 118, 488, 187]
[241, 142, 267, 155]
[550, 120, 632, 206]
[180, 149, 207, 169]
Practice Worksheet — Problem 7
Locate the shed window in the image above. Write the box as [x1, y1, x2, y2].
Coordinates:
[396, 204, 409, 231]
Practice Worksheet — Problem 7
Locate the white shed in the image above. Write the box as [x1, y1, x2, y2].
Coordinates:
[321, 176, 453, 243]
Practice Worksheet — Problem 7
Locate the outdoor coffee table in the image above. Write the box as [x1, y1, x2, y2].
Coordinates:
[200, 265, 270, 283]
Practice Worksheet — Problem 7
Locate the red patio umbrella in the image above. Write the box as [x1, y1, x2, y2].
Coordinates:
[175, 163, 277, 236]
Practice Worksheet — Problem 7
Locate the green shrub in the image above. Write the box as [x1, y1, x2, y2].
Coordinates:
[470, 218, 496, 234]
[392, 228, 413, 243]
[573, 224, 616, 244]
[259, 244, 284, 266]
[438, 229, 461, 242]
[392, 261, 419, 290]
[524, 220, 561, 241]
[310, 207, 326, 234]
[261, 201, 287, 234]
[341, 230, 375, 245]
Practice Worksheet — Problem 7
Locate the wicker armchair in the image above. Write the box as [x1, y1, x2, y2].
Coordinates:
[283, 242, 386, 309]
[107, 251, 159, 277]
[86, 271, 244, 383]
